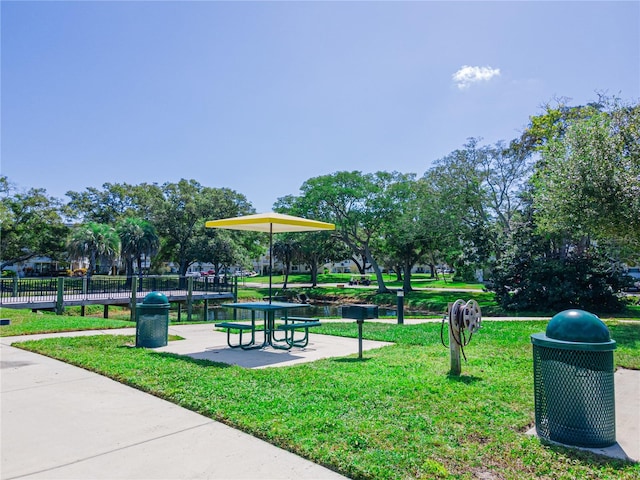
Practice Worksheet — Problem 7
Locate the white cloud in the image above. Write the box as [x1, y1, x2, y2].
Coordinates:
[452, 65, 501, 89]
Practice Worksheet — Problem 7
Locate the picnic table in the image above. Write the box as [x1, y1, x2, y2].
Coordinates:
[216, 301, 321, 350]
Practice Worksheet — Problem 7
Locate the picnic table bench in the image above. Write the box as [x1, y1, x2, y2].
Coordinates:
[214, 321, 257, 349]
[273, 316, 321, 348]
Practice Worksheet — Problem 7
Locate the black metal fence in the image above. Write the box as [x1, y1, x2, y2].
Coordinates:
[0, 275, 233, 304]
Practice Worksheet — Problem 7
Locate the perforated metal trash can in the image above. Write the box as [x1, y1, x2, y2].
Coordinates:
[136, 292, 170, 348]
[531, 309, 616, 448]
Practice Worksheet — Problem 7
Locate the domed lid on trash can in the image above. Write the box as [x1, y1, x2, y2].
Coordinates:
[531, 309, 616, 351]
[142, 292, 169, 305]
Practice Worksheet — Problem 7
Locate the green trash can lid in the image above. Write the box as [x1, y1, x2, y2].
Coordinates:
[142, 292, 169, 305]
[547, 309, 610, 342]
[531, 309, 616, 351]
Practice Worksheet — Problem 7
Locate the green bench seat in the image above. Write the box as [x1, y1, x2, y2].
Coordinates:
[215, 322, 256, 349]
[276, 321, 322, 330]
[215, 322, 254, 330]
[273, 317, 321, 348]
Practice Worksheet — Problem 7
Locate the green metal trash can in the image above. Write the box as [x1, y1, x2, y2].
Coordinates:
[136, 292, 170, 348]
[531, 309, 616, 448]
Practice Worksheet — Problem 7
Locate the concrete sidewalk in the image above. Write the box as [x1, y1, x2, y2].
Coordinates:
[1, 341, 348, 480]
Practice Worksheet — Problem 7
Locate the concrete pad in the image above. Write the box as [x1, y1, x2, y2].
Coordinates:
[0, 344, 347, 479]
[613, 368, 640, 462]
[157, 323, 393, 369]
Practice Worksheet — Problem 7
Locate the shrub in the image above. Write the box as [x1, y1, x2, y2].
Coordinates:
[492, 243, 626, 313]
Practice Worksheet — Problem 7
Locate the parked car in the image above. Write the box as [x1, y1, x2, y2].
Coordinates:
[185, 271, 201, 278]
[234, 270, 258, 277]
[623, 268, 640, 292]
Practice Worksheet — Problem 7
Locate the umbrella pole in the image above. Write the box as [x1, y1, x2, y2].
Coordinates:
[269, 224, 273, 304]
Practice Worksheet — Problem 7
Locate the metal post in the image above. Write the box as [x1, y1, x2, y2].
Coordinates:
[358, 320, 363, 359]
[103, 304, 109, 319]
[187, 277, 194, 321]
[268, 224, 273, 304]
[397, 290, 404, 325]
[130, 276, 138, 322]
[55, 278, 64, 315]
[234, 276, 238, 301]
[448, 303, 461, 376]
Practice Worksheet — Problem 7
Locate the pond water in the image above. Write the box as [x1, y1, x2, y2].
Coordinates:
[200, 303, 400, 321]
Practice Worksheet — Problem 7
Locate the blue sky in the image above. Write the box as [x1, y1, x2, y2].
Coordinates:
[2, 1, 639, 213]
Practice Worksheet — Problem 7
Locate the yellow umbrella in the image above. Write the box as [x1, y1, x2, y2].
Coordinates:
[206, 212, 335, 302]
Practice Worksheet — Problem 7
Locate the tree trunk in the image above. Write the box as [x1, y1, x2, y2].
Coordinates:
[403, 259, 413, 292]
[124, 258, 134, 287]
[364, 246, 388, 293]
[351, 256, 365, 274]
[88, 252, 96, 278]
[283, 262, 290, 289]
[310, 259, 318, 287]
[395, 266, 402, 282]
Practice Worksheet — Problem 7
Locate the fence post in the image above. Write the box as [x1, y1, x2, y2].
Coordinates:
[56, 278, 64, 315]
[234, 276, 238, 302]
[233, 277, 238, 321]
[130, 276, 138, 322]
[187, 277, 193, 321]
[12, 276, 18, 297]
[448, 302, 461, 376]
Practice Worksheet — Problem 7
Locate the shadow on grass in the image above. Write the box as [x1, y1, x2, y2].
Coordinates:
[446, 373, 482, 383]
[147, 350, 233, 369]
[332, 357, 372, 363]
[542, 441, 637, 469]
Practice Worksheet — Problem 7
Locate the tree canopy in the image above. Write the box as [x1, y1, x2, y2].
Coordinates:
[2, 94, 638, 313]
[533, 102, 640, 259]
[0, 178, 69, 269]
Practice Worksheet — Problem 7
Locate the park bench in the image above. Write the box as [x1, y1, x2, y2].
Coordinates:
[274, 316, 321, 348]
[214, 322, 256, 349]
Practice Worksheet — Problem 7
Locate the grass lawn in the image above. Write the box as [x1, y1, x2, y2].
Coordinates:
[245, 272, 482, 290]
[14, 320, 640, 479]
[0, 307, 133, 336]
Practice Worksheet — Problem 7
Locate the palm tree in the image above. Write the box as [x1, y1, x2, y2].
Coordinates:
[67, 222, 121, 277]
[117, 217, 159, 280]
[273, 235, 302, 289]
